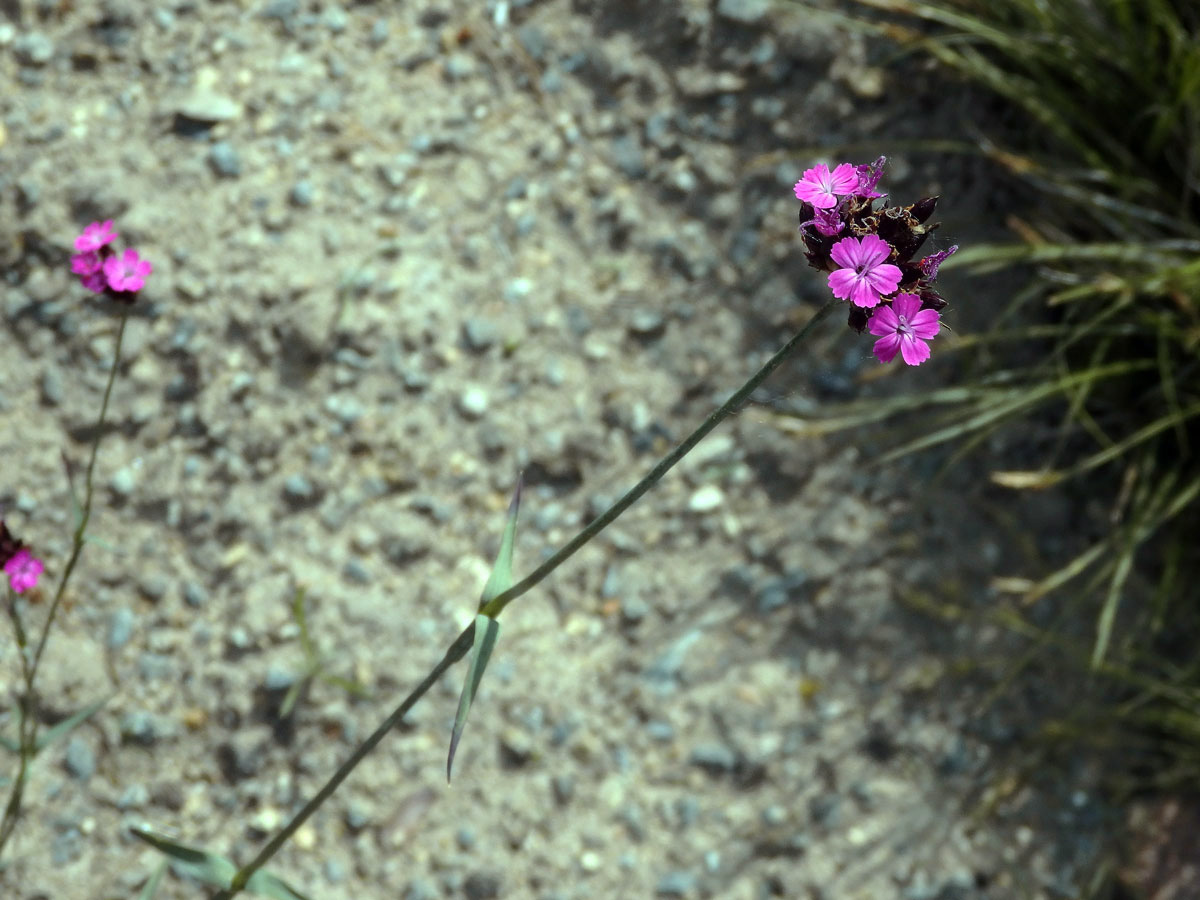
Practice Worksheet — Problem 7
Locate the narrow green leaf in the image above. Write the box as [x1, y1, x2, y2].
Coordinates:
[447, 614, 502, 782]
[36, 697, 108, 753]
[478, 474, 523, 610]
[128, 826, 313, 899]
[245, 870, 315, 900]
[129, 826, 237, 889]
[137, 861, 168, 900]
[446, 475, 523, 781]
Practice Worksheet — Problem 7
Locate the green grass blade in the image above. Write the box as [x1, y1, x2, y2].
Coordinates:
[137, 862, 168, 900]
[478, 474, 523, 610]
[128, 826, 238, 889]
[36, 697, 108, 753]
[447, 614, 502, 782]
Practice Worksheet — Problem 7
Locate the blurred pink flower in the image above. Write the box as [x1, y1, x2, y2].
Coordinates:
[868, 293, 941, 365]
[793, 163, 858, 209]
[828, 234, 902, 308]
[103, 248, 153, 292]
[4, 549, 43, 594]
[74, 220, 118, 253]
[70, 252, 107, 293]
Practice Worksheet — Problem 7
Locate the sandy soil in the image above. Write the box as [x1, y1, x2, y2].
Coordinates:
[1, 1, 1110, 898]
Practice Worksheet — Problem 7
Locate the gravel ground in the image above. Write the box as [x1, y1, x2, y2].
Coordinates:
[1, 1, 1114, 898]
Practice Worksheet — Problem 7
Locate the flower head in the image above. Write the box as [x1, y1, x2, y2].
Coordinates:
[793, 163, 858, 210]
[4, 549, 43, 594]
[868, 293, 941, 365]
[74, 220, 118, 253]
[828, 233, 902, 308]
[919, 244, 958, 281]
[103, 248, 153, 293]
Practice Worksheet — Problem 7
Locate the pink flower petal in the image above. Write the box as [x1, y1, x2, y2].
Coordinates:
[857, 234, 892, 267]
[872, 332, 902, 363]
[826, 163, 859, 195]
[891, 293, 923, 318]
[849, 279, 883, 308]
[868, 305, 899, 335]
[909, 309, 941, 340]
[864, 263, 902, 296]
[829, 236, 860, 269]
[899, 335, 932, 366]
[827, 269, 858, 301]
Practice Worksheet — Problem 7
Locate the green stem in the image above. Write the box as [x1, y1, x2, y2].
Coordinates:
[0, 310, 129, 858]
[215, 299, 837, 896]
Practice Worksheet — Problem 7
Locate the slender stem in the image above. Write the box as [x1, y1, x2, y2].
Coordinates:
[480, 298, 837, 618]
[0, 310, 129, 858]
[214, 300, 837, 896]
[215, 625, 478, 898]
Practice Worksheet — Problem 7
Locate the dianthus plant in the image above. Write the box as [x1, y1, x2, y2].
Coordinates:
[0, 222, 152, 860]
[102, 162, 959, 897]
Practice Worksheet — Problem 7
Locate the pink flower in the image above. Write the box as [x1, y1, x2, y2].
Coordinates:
[919, 244, 958, 281]
[827, 234, 902, 308]
[103, 248, 153, 292]
[4, 549, 43, 594]
[74, 220, 118, 253]
[868, 293, 941, 365]
[70, 251, 107, 292]
[793, 163, 858, 209]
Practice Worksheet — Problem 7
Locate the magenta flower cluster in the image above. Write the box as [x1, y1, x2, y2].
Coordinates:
[1, 518, 43, 595]
[70, 220, 153, 300]
[794, 158, 957, 366]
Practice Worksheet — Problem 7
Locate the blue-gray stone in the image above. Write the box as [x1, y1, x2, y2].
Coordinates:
[655, 871, 697, 897]
[63, 736, 96, 780]
[107, 607, 135, 650]
[208, 141, 242, 177]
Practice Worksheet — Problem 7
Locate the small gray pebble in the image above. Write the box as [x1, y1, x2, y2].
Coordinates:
[117, 783, 150, 810]
[282, 473, 317, 504]
[403, 879, 437, 900]
[63, 736, 96, 781]
[343, 557, 372, 584]
[324, 859, 347, 884]
[689, 742, 737, 774]
[50, 830, 82, 866]
[456, 826, 477, 850]
[462, 318, 499, 352]
[107, 607, 135, 650]
[121, 712, 160, 746]
[138, 574, 169, 602]
[655, 871, 697, 897]
[109, 467, 137, 498]
[551, 774, 575, 805]
[289, 179, 315, 207]
[137, 652, 173, 680]
[611, 134, 647, 179]
[715, 0, 771, 24]
[208, 141, 242, 177]
[457, 386, 489, 420]
[628, 308, 665, 337]
[645, 720, 675, 742]
[183, 581, 208, 608]
[39, 369, 61, 405]
[463, 872, 501, 900]
[14, 32, 54, 66]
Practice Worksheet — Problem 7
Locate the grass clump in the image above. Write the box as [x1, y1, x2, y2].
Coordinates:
[808, 0, 1200, 842]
